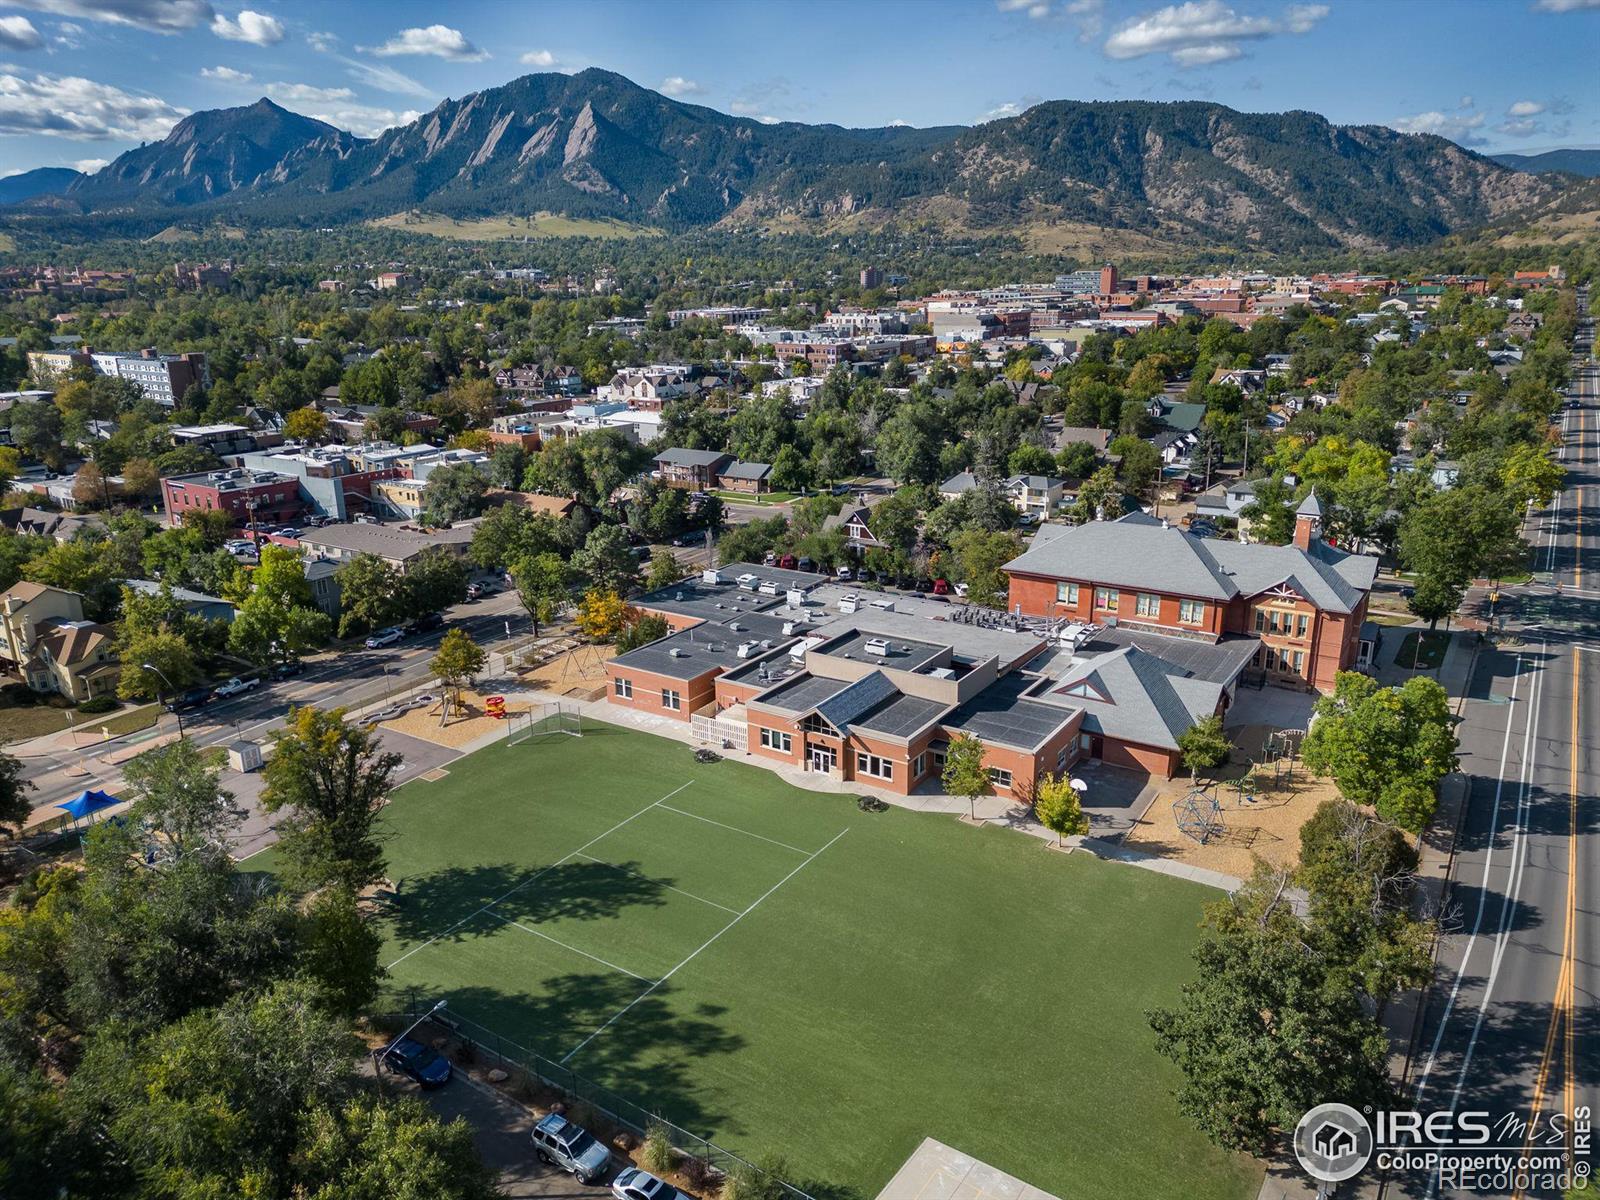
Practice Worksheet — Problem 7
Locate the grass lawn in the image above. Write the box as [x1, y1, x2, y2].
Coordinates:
[1367, 611, 1418, 627]
[366, 723, 1257, 1200]
[707, 489, 800, 506]
[0, 697, 158, 744]
[370, 211, 664, 240]
[1396, 630, 1450, 669]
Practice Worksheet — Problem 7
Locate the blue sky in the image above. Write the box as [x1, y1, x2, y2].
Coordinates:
[0, 0, 1596, 177]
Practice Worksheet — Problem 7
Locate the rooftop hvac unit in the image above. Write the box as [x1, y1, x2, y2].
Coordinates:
[702, 568, 722, 584]
[758, 580, 778, 595]
[786, 589, 805, 607]
[864, 637, 891, 657]
[870, 598, 895, 612]
[728, 622, 741, 632]
[668, 647, 685, 658]
[675, 592, 685, 601]
[737, 574, 758, 590]
[736, 642, 756, 659]
[928, 667, 956, 680]
[839, 595, 859, 613]
[782, 622, 795, 636]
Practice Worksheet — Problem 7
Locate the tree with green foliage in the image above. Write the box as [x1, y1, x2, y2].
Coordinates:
[717, 515, 789, 566]
[615, 612, 670, 653]
[429, 628, 488, 722]
[1399, 484, 1526, 624]
[1148, 862, 1394, 1155]
[769, 443, 810, 492]
[646, 551, 686, 591]
[1240, 475, 1297, 545]
[298, 885, 383, 1018]
[1055, 440, 1098, 481]
[117, 628, 200, 703]
[262, 706, 402, 893]
[1177, 714, 1232, 778]
[334, 552, 403, 638]
[1068, 465, 1123, 524]
[1301, 673, 1459, 832]
[942, 732, 991, 821]
[228, 544, 332, 666]
[469, 502, 565, 570]
[948, 528, 1022, 609]
[399, 547, 469, 618]
[421, 463, 490, 526]
[0, 750, 34, 837]
[22, 539, 121, 620]
[121, 740, 244, 861]
[511, 550, 572, 637]
[1033, 773, 1089, 846]
[573, 523, 640, 593]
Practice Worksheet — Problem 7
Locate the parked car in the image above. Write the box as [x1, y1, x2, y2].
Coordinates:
[531, 1113, 612, 1184]
[895, 575, 916, 590]
[796, 556, 815, 572]
[953, 582, 969, 598]
[225, 539, 255, 554]
[407, 613, 444, 636]
[777, 554, 798, 570]
[836, 565, 854, 581]
[762, 551, 777, 566]
[212, 676, 260, 699]
[379, 1037, 452, 1088]
[466, 581, 497, 600]
[671, 534, 696, 547]
[271, 659, 304, 680]
[932, 578, 951, 596]
[274, 527, 302, 539]
[1017, 512, 1039, 526]
[914, 578, 934, 593]
[365, 627, 404, 649]
[166, 686, 212, 713]
[613, 1167, 679, 1200]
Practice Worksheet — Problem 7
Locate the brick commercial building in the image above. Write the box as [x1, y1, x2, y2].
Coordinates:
[162, 467, 304, 530]
[605, 566, 1247, 792]
[1002, 497, 1377, 693]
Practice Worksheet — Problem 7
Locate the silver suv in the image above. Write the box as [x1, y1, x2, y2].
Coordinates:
[531, 1113, 612, 1183]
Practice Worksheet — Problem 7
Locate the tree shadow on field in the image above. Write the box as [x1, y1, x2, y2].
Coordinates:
[383, 859, 672, 946]
[426, 973, 747, 1137]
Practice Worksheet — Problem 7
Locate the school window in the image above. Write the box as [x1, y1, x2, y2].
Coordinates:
[1056, 748, 1068, 773]
[1135, 592, 1160, 618]
[1094, 587, 1118, 611]
[662, 688, 681, 711]
[857, 753, 894, 781]
[759, 728, 792, 753]
[1296, 613, 1310, 638]
[1179, 599, 1204, 624]
[987, 767, 1014, 790]
[912, 752, 927, 778]
[1293, 651, 1305, 673]
[613, 677, 632, 699]
[1254, 608, 1266, 632]
[1056, 582, 1079, 605]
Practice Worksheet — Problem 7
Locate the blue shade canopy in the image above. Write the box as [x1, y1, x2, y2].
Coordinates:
[57, 789, 119, 820]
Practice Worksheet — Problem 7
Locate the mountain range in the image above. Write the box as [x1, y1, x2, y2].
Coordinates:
[1490, 148, 1600, 178]
[5, 69, 1581, 253]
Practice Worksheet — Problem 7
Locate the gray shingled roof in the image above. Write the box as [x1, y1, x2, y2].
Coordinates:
[947, 674, 1079, 751]
[940, 471, 979, 494]
[1047, 646, 1221, 750]
[813, 671, 899, 732]
[1003, 512, 1376, 614]
[655, 447, 732, 467]
[719, 461, 772, 481]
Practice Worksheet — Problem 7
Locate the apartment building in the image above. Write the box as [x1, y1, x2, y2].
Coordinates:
[0, 582, 119, 701]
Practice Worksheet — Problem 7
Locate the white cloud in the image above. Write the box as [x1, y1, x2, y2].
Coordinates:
[71, 155, 106, 172]
[520, 48, 557, 67]
[1532, 0, 1600, 10]
[1459, 95, 1474, 108]
[1390, 108, 1487, 145]
[997, 0, 1053, 18]
[200, 64, 251, 82]
[7, 0, 211, 33]
[0, 17, 44, 50]
[887, 118, 910, 126]
[0, 70, 186, 139]
[1104, 0, 1328, 66]
[659, 76, 702, 97]
[1171, 42, 1242, 65]
[297, 102, 416, 138]
[305, 29, 335, 52]
[977, 101, 1025, 122]
[339, 56, 431, 98]
[365, 24, 486, 61]
[210, 9, 281, 45]
[1507, 100, 1545, 117]
[1497, 119, 1541, 138]
[267, 81, 353, 104]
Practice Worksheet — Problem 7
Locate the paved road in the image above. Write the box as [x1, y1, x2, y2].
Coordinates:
[17, 587, 531, 816]
[1392, 293, 1597, 1199]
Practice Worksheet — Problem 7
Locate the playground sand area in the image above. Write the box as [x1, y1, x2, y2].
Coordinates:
[1122, 769, 1341, 879]
[377, 689, 531, 748]
[514, 638, 617, 697]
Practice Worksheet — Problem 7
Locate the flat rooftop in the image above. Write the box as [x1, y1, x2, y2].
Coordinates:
[852, 691, 951, 740]
[816, 629, 948, 674]
[613, 624, 794, 681]
[755, 672, 854, 714]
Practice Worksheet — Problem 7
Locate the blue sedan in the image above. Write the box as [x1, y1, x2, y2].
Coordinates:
[380, 1037, 453, 1088]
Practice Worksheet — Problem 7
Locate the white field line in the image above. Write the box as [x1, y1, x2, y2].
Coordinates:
[656, 802, 811, 855]
[572, 852, 740, 915]
[560, 827, 850, 1065]
[488, 911, 652, 982]
[384, 781, 694, 971]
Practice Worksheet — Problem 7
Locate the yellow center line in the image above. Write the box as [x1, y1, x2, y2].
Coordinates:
[1511, 648, 1582, 1200]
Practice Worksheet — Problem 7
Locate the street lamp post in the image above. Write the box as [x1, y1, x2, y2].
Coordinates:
[372, 999, 446, 1096]
[142, 661, 183, 737]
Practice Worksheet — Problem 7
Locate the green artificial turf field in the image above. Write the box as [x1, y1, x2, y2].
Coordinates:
[372, 721, 1258, 1200]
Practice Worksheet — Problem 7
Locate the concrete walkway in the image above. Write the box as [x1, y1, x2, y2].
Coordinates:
[874, 1138, 1066, 1200]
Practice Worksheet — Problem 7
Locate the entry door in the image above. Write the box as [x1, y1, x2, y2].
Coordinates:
[810, 746, 836, 773]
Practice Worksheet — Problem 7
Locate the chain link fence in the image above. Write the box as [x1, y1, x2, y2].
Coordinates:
[384, 991, 817, 1200]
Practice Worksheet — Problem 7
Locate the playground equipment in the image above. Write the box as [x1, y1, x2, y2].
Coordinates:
[1173, 783, 1226, 844]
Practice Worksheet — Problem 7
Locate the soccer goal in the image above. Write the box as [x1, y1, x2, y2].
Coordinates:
[507, 702, 584, 745]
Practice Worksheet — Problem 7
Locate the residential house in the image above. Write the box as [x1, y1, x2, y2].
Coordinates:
[0, 582, 119, 701]
[715, 461, 773, 495]
[1006, 475, 1067, 516]
[122, 580, 236, 623]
